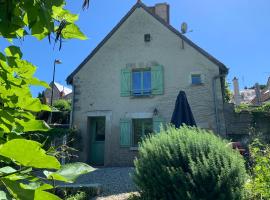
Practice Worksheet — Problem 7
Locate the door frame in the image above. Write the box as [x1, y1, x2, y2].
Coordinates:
[86, 111, 112, 166]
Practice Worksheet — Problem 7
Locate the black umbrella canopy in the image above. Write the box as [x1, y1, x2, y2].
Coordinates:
[171, 91, 196, 128]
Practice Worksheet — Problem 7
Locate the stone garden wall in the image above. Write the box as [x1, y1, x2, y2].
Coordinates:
[224, 103, 270, 142]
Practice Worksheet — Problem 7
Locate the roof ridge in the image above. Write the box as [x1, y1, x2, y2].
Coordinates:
[66, 2, 228, 84]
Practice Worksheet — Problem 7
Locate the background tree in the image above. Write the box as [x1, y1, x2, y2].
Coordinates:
[224, 80, 233, 103]
[0, 0, 92, 199]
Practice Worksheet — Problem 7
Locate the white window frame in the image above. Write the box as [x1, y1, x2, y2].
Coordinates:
[189, 72, 205, 85]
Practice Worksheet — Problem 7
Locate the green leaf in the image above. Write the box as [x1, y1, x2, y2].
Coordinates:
[4, 46, 22, 58]
[0, 139, 60, 169]
[0, 190, 8, 200]
[0, 166, 16, 174]
[29, 78, 49, 88]
[1, 179, 35, 200]
[15, 119, 49, 132]
[1, 179, 60, 200]
[44, 162, 95, 183]
[52, 6, 79, 23]
[0, 166, 30, 181]
[31, 23, 49, 40]
[61, 24, 87, 40]
[35, 190, 61, 200]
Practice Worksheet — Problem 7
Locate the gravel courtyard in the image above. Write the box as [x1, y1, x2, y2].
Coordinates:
[74, 167, 137, 200]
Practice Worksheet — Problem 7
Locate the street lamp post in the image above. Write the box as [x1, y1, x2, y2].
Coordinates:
[49, 59, 62, 124]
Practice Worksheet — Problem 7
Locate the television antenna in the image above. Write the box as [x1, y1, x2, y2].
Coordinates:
[180, 22, 193, 49]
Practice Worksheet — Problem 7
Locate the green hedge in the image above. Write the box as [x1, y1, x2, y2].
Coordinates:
[133, 126, 247, 200]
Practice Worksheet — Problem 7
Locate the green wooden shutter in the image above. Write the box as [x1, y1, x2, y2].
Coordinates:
[121, 68, 131, 96]
[120, 119, 131, 147]
[151, 65, 164, 95]
[153, 117, 165, 133]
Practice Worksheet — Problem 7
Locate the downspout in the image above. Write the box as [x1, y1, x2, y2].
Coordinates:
[212, 74, 226, 135]
[69, 83, 75, 128]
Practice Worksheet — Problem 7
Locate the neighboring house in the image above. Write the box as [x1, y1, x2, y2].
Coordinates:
[43, 82, 72, 104]
[233, 77, 270, 105]
[232, 77, 256, 105]
[240, 89, 256, 104]
[250, 77, 270, 105]
[66, 1, 228, 166]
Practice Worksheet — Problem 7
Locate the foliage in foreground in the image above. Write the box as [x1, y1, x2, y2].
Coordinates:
[245, 139, 270, 199]
[133, 126, 247, 200]
[0, 0, 91, 199]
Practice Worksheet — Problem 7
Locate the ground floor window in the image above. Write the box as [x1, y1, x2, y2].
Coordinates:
[132, 118, 153, 146]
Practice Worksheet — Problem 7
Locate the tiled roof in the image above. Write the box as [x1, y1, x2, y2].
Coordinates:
[54, 82, 72, 95]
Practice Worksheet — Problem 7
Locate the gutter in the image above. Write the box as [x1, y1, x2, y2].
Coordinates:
[212, 74, 226, 135]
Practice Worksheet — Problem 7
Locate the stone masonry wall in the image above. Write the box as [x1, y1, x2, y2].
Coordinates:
[224, 103, 270, 142]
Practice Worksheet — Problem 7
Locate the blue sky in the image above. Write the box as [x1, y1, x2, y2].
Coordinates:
[1, 0, 270, 96]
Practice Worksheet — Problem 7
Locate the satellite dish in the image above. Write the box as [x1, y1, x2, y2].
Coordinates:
[181, 22, 188, 34]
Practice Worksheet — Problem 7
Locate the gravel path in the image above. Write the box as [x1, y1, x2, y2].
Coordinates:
[74, 167, 137, 200]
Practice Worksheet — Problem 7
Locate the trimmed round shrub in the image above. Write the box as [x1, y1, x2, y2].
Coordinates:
[133, 126, 247, 200]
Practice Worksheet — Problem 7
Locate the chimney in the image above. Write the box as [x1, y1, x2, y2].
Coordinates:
[254, 83, 262, 106]
[267, 76, 270, 88]
[149, 3, 170, 23]
[233, 77, 241, 106]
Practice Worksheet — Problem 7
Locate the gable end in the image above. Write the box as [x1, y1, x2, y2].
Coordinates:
[66, 1, 228, 84]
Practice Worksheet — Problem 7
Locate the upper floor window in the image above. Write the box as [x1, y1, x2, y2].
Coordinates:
[120, 66, 164, 97]
[191, 74, 202, 85]
[132, 69, 151, 96]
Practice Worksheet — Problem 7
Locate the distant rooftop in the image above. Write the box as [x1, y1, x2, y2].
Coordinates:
[54, 82, 72, 95]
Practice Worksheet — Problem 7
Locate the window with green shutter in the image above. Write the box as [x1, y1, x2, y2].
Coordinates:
[153, 116, 165, 133]
[120, 65, 164, 97]
[121, 68, 131, 96]
[120, 117, 165, 147]
[120, 119, 131, 147]
[132, 118, 153, 146]
[151, 65, 164, 95]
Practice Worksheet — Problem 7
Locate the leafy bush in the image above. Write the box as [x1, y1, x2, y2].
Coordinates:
[235, 103, 250, 113]
[256, 102, 270, 112]
[245, 139, 270, 199]
[133, 126, 247, 200]
[53, 99, 72, 111]
[235, 102, 270, 113]
[66, 191, 87, 200]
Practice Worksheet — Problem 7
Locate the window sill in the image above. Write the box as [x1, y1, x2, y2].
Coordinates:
[190, 83, 204, 87]
[130, 147, 139, 151]
[130, 94, 154, 99]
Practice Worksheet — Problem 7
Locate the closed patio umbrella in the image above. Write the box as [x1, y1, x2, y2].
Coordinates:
[171, 91, 196, 128]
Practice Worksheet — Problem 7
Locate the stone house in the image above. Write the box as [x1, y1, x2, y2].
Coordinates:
[66, 1, 228, 166]
[43, 82, 72, 104]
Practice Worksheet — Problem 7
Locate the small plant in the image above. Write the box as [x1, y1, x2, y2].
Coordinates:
[245, 139, 270, 199]
[65, 191, 87, 200]
[133, 126, 247, 200]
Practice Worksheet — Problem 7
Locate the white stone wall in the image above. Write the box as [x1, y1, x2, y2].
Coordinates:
[71, 7, 226, 166]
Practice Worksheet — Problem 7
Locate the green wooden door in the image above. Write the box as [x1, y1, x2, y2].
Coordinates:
[89, 117, 105, 166]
